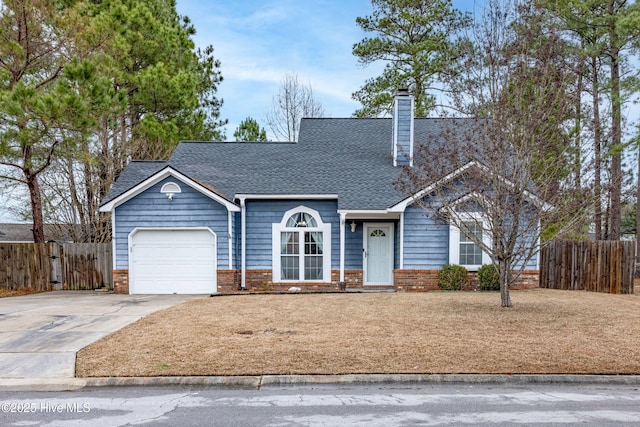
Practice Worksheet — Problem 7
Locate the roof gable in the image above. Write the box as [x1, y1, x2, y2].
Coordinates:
[99, 165, 240, 212]
[389, 161, 552, 212]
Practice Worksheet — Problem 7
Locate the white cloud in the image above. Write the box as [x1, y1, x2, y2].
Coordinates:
[176, 0, 380, 138]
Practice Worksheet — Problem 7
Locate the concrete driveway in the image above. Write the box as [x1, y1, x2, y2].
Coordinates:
[0, 291, 204, 388]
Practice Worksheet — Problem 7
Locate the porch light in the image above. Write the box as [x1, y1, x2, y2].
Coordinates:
[350, 221, 357, 233]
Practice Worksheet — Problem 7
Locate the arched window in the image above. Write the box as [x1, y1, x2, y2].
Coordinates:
[272, 206, 331, 282]
[160, 182, 181, 200]
[285, 212, 318, 228]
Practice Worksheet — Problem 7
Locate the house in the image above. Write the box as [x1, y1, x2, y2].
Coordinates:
[99, 92, 540, 294]
[0, 223, 73, 243]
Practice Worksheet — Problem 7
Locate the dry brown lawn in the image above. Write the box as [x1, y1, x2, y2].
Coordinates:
[76, 289, 640, 377]
[0, 288, 48, 298]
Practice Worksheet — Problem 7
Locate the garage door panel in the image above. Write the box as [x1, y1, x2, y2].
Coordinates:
[130, 229, 217, 294]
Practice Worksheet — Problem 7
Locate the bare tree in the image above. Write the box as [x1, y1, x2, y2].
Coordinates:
[398, 0, 590, 307]
[266, 73, 325, 141]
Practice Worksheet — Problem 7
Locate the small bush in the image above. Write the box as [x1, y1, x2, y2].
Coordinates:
[437, 264, 468, 290]
[478, 264, 500, 291]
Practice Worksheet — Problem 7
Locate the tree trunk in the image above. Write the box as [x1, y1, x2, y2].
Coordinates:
[592, 55, 602, 240]
[499, 260, 512, 307]
[26, 171, 45, 243]
[608, 0, 622, 241]
[21, 142, 45, 243]
[574, 68, 582, 191]
[637, 146, 640, 270]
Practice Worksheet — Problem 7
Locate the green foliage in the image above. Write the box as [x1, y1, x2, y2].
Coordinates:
[0, 0, 227, 242]
[234, 117, 268, 142]
[94, 0, 226, 148]
[477, 264, 500, 291]
[437, 264, 468, 290]
[352, 0, 471, 117]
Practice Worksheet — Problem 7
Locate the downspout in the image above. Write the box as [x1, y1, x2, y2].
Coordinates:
[339, 212, 346, 284]
[227, 210, 233, 270]
[240, 197, 247, 290]
[536, 219, 541, 270]
[111, 211, 117, 290]
[399, 211, 404, 269]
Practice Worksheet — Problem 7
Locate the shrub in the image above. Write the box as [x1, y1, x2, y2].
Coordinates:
[478, 264, 500, 291]
[437, 264, 468, 290]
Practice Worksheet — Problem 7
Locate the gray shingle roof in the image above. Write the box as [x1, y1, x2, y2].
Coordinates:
[102, 118, 472, 210]
[0, 223, 76, 242]
[102, 161, 168, 205]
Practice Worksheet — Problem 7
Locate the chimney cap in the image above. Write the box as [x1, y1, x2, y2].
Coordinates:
[396, 88, 410, 96]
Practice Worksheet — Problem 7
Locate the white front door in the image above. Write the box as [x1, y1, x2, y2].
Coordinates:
[363, 223, 394, 285]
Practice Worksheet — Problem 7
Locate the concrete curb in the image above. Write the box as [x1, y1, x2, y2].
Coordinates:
[3, 374, 639, 392]
[83, 376, 261, 388]
[0, 378, 87, 392]
[81, 374, 640, 388]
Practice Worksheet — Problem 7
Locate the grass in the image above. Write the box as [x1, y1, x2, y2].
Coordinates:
[76, 289, 640, 377]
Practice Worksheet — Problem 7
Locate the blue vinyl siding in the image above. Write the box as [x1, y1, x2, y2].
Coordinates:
[245, 200, 340, 269]
[114, 177, 231, 269]
[233, 211, 241, 270]
[403, 205, 449, 269]
[393, 97, 413, 165]
[344, 221, 363, 269]
[402, 202, 539, 270]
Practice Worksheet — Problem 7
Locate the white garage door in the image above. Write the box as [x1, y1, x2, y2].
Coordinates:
[130, 229, 216, 294]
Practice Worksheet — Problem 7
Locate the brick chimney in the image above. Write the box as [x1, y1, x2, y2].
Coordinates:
[392, 88, 414, 166]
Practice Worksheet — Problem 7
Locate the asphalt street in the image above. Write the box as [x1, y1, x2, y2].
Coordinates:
[1, 383, 639, 426]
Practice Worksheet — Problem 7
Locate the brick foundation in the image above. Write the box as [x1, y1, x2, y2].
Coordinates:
[238, 269, 375, 292]
[113, 270, 129, 294]
[509, 271, 539, 290]
[217, 270, 241, 292]
[332, 270, 364, 289]
[394, 270, 441, 292]
[242, 269, 363, 292]
[395, 269, 540, 291]
[112, 268, 539, 295]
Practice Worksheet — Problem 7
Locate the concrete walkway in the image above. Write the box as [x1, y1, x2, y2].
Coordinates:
[0, 291, 204, 389]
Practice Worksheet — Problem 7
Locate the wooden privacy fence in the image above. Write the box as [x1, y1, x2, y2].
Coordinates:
[539, 240, 635, 294]
[0, 242, 112, 291]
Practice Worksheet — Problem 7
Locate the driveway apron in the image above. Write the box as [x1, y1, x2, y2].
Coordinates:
[0, 291, 203, 380]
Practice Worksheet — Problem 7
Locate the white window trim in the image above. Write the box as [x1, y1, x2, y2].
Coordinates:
[448, 212, 491, 271]
[272, 206, 331, 283]
[160, 181, 181, 195]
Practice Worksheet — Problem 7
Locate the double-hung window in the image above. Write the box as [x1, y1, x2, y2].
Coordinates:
[449, 214, 491, 271]
[459, 221, 484, 266]
[273, 206, 331, 282]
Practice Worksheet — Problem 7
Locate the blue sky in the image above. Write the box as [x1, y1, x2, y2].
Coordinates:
[1, 0, 480, 222]
[175, 0, 480, 140]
